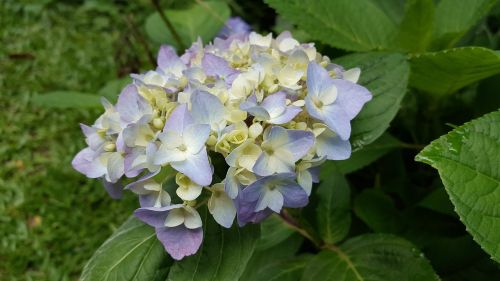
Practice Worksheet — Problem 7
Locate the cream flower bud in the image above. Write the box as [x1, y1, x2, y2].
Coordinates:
[249, 123, 263, 138]
[152, 118, 164, 130]
[104, 142, 116, 152]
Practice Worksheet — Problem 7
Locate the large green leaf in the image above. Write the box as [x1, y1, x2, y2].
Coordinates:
[145, 1, 230, 49]
[394, 0, 435, 52]
[265, 0, 398, 51]
[315, 171, 351, 244]
[301, 234, 440, 281]
[81, 217, 170, 281]
[321, 133, 400, 174]
[167, 210, 260, 281]
[32, 91, 102, 108]
[240, 233, 304, 281]
[354, 189, 404, 233]
[256, 214, 296, 251]
[416, 109, 500, 262]
[410, 47, 500, 95]
[432, 0, 498, 49]
[243, 255, 311, 281]
[336, 53, 410, 149]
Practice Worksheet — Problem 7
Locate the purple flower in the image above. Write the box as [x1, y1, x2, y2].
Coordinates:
[134, 205, 203, 260]
[154, 104, 212, 186]
[305, 62, 372, 140]
[217, 17, 251, 39]
[253, 126, 314, 176]
[237, 173, 308, 226]
[115, 84, 153, 126]
[201, 53, 239, 85]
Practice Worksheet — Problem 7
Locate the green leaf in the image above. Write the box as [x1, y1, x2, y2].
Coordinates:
[316, 171, 351, 244]
[167, 210, 260, 281]
[394, 0, 435, 52]
[301, 234, 440, 281]
[256, 214, 296, 251]
[98, 77, 131, 103]
[81, 217, 170, 281]
[265, 0, 398, 51]
[354, 189, 404, 233]
[409, 47, 500, 95]
[145, 1, 230, 49]
[336, 52, 410, 149]
[418, 187, 456, 217]
[416, 109, 500, 262]
[321, 133, 400, 174]
[432, 0, 498, 49]
[32, 91, 102, 108]
[244, 255, 311, 281]
[240, 234, 304, 281]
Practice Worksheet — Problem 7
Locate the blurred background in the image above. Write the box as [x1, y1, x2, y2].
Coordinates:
[2, 0, 500, 280]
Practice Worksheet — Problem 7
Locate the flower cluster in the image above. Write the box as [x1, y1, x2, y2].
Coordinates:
[72, 18, 371, 260]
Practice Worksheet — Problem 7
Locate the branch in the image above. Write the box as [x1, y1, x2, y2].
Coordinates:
[150, 0, 186, 50]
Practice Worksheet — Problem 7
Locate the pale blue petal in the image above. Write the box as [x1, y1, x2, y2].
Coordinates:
[260, 92, 286, 117]
[253, 152, 294, 176]
[321, 104, 351, 140]
[281, 129, 315, 161]
[279, 182, 309, 208]
[190, 91, 225, 130]
[171, 148, 212, 186]
[268, 105, 302, 124]
[72, 148, 106, 178]
[316, 128, 352, 160]
[202, 53, 238, 79]
[183, 124, 210, 154]
[332, 79, 372, 120]
[116, 84, 153, 125]
[164, 104, 193, 134]
[306, 62, 330, 98]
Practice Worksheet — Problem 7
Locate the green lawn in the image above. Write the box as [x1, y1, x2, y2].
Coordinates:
[0, 1, 153, 280]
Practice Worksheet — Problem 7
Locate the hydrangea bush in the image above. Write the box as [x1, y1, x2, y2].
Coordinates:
[72, 21, 371, 260]
[63, 0, 500, 279]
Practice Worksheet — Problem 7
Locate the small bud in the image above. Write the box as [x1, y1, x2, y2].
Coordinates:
[186, 200, 197, 207]
[292, 100, 305, 107]
[152, 118, 164, 130]
[249, 123, 263, 138]
[295, 122, 307, 130]
[206, 135, 217, 146]
[104, 142, 116, 152]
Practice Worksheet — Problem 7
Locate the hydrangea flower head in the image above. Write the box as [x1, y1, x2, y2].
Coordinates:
[72, 20, 372, 260]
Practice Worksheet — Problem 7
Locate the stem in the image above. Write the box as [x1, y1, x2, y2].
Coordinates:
[397, 142, 426, 150]
[195, 0, 227, 24]
[150, 0, 186, 50]
[279, 209, 320, 248]
[125, 14, 156, 66]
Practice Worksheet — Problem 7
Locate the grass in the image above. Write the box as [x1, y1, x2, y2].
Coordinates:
[0, 1, 154, 280]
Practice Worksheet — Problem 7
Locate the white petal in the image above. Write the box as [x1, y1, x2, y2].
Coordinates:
[176, 184, 203, 201]
[255, 188, 284, 213]
[164, 208, 185, 227]
[183, 124, 210, 154]
[183, 206, 203, 229]
[343, 67, 361, 83]
[208, 189, 236, 228]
